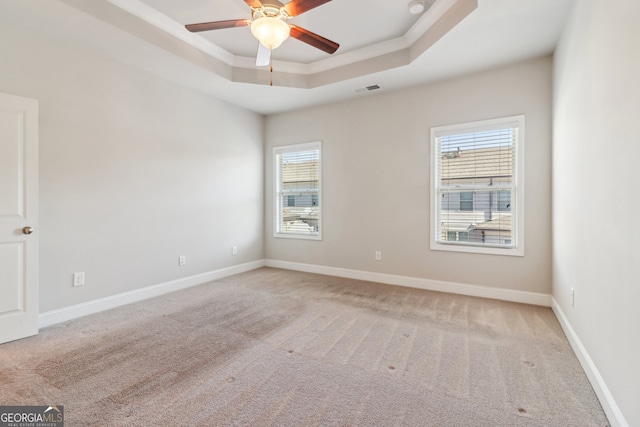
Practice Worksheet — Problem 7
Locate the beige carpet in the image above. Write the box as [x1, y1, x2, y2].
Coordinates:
[1, 268, 608, 426]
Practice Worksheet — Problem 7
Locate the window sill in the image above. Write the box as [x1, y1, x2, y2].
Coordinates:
[273, 232, 322, 241]
[430, 241, 524, 257]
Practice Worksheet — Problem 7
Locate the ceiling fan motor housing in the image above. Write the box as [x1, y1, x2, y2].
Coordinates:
[251, 1, 290, 20]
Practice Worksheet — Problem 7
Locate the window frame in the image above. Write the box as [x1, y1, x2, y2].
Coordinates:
[273, 141, 322, 240]
[430, 116, 525, 256]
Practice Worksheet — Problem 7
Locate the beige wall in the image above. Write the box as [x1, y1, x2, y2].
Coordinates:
[0, 20, 264, 312]
[553, 0, 640, 425]
[265, 57, 552, 294]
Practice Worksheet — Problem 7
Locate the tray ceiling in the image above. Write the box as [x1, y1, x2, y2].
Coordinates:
[1, 0, 575, 114]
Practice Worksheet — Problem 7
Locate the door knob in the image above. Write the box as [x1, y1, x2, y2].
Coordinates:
[22, 226, 34, 235]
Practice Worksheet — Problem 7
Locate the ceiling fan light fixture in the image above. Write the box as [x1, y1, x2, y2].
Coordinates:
[408, 0, 426, 15]
[251, 17, 291, 50]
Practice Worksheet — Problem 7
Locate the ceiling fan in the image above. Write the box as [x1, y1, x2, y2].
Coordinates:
[185, 0, 340, 67]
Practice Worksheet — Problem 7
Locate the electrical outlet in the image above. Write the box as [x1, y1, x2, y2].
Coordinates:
[375, 251, 382, 261]
[178, 256, 186, 266]
[232, 245, 237, 255]
[73, 272, 85, 287]
[570, 288, 575, 307]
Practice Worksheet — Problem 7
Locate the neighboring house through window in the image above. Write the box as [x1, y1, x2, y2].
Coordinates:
[430, 116, 524, 256]
[274, 141, 322, 239]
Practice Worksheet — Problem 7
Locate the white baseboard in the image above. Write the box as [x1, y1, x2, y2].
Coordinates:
[39, 258, 551, 329]
[551, 298, 628, 427]
[38, 260, 266, 329]
[264, 259, 551, 307]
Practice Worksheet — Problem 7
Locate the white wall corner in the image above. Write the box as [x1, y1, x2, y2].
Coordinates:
[38, 260, 266, 329]
[265, 259, 551, 307]
[551, 298, 629, 427]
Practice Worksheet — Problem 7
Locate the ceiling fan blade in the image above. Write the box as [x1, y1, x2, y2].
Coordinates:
[256, 43, 271, 66]
[290, 25, 339, 54]
[244, 0, 263, 7]
[185, 19, 250, 33]
[284, 0, 331, 17]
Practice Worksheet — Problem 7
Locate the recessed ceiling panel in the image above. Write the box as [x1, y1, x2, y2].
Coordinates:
[140, 0, 423, 64]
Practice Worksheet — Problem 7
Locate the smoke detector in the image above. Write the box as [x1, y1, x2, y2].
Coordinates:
[408, 0, 425, 15]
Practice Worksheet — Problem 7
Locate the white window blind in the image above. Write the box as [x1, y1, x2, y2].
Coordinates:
[430, 116, 524, 256]
[274, 141, 321, 239]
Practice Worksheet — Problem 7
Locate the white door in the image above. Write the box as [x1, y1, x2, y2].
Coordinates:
[0, 92, 38, 344]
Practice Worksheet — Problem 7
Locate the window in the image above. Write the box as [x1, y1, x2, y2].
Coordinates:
[459, 192, 474, 211]
[497, 190, 511, 212]
[447, 231, 469, 242]
[430, 116, 524, 256]
[274, 141, 322, 239]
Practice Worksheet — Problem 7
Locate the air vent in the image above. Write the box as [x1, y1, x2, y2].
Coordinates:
[353, 84, 381, 94]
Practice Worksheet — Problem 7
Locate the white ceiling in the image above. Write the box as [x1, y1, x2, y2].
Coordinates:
[4, 0, 575, 115]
